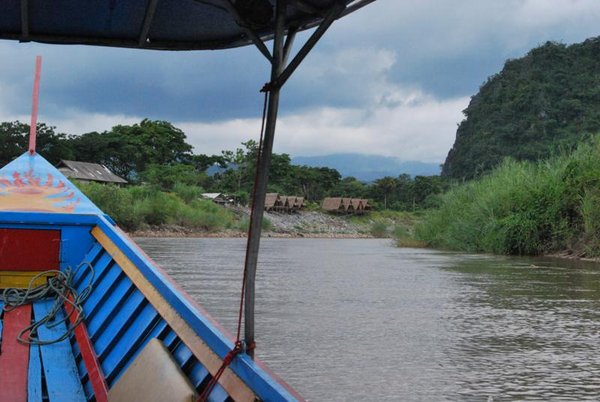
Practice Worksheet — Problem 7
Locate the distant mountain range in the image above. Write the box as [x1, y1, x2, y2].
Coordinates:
[291, 154, 440, 182]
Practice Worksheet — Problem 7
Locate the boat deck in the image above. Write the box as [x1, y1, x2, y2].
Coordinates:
[0, 300, 86, 402]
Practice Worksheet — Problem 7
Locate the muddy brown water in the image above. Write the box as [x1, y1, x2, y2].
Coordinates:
[136, 237, 600, 401]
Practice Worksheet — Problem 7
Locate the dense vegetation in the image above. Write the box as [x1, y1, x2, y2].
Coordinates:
[0, 119, 444, 211]
[443, 37, 600, 180]
[77, 181, 237, 232]
[418, 137, 600, 257]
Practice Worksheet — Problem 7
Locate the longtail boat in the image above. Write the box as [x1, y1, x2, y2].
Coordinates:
[0, 1, 374, 400]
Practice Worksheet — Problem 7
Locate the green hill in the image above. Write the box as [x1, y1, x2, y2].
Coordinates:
[442, 37, 600, 180]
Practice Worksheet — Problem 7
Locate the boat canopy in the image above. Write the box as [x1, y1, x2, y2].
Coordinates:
[0, 0, 372, 51]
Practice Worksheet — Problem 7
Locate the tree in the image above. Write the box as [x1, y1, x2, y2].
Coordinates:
[442, 38, 600, 180]
[72, 119, 194, 182]
[0, 121, 75, 165]
[332, 176, 367, 198]
[288, 165, 341, 201]
[409, 176, 445, 208]
[373, 176, 397, 209]
[0, 121, 27, 165]
[218, 145, 251, 194]
[190, 154, 227, 171]
[141, 164, 205, 191]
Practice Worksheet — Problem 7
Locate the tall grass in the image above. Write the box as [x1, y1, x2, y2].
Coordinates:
[77, 182, 234, 232]
[416, 137, 600, 256]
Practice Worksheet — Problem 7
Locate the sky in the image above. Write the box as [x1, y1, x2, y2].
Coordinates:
[1, 0, 600, 164]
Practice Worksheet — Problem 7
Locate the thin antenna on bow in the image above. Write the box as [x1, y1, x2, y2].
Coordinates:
[28, 56, 42, 155]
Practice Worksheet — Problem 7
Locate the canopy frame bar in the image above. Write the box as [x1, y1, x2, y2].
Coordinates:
[221, 0, 274, 62]
[287, 0, 325, 16]
[241, 0, 347, 359]
[20, 0, 29, 41]
[138, 0, 159, 46]
[282, 25, 298, 66]
[273, 0, 345, 90]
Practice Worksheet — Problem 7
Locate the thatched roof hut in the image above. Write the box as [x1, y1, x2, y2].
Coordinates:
[321, 197, 344, 212]
[265, 193, 281, 211]
[321, 197, 371, 214]
[264, 193, 304, 213]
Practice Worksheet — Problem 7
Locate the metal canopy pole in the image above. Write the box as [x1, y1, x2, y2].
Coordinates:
[242, 0, 286, 360]
[242, 0, 347, 359]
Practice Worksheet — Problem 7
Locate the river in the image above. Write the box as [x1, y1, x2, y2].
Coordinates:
[135, 237, 600, 401]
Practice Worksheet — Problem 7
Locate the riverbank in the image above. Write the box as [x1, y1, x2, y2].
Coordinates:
[415, 138, 600, 258]
[129, 209, 417, 239]
[130, 210, 371, 238]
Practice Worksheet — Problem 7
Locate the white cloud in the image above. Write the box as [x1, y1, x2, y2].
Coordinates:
[0, 41, 469, 164]
[179, 94, 469, 164]
[49, 111, 140, 135]
[329, 0, 600, 58]
[513, 0, 600, 29]
[0, 95, 141, 135]
[0, 71, 468, 164]
[165, 42, 469, 163]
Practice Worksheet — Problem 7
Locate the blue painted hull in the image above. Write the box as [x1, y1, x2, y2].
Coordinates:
[0, 153, 301, 402]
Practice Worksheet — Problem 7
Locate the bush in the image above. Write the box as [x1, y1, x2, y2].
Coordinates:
[416, 136, 600, 255]
[133, 191, 182, 226]
[393, 224, 426, 248]
[370, 221, 388, 238]
[78, 182, 140, 230]
[581, 189, 600, 255]
[237, 216, 272, 232]
[173, 183, 204, 204]
[76, 181, 235, 233]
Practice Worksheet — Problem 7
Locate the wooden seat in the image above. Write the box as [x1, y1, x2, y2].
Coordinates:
[107, 338, 197, 402]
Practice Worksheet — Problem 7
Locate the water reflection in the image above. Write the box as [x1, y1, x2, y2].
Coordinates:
[441, 257, 600, 401]
[135, 238, 600, 401]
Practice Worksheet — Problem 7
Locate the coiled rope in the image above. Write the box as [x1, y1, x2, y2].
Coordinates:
[0, 262, 94, 345]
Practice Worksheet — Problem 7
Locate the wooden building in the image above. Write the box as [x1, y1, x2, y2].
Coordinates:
[56, 160, 127, 185]
[201, 193, 233, 205]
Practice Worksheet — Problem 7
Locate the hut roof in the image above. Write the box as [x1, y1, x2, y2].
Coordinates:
[321, 197, 344, 211]
[56, 160, 127, 184]
[201, 193, 225, 200]
[265, 193, 281, 209]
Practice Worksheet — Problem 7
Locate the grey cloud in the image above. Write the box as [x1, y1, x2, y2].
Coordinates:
[0, 1, 599, 129]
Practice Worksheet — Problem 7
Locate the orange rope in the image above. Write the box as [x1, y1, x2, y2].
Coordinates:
[197, 86, 270, 402]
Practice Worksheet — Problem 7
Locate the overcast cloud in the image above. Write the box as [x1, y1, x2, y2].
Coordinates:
[0, 0, 599, 163]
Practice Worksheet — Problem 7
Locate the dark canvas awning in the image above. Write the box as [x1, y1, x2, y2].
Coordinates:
[0, 0, 372, 51]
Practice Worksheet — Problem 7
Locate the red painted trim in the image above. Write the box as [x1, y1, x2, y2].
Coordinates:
[0, 228, 60, 271]
[28, 56, 42, 155]
[66, 300, 109, 402]
[0, 305, 32, 402]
